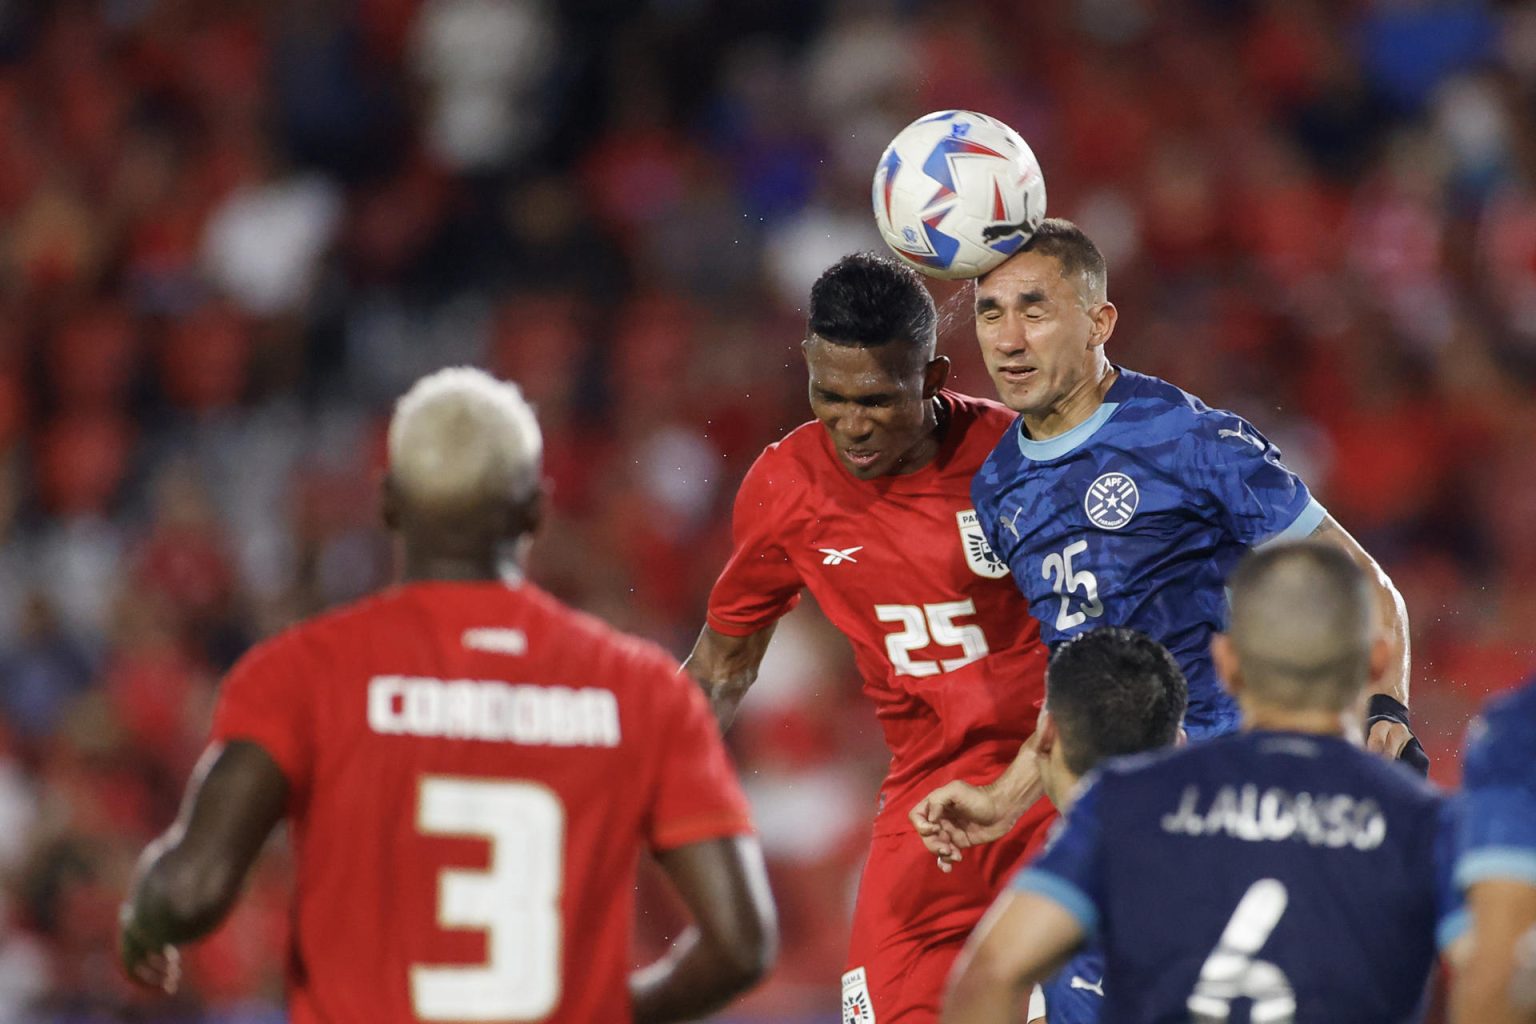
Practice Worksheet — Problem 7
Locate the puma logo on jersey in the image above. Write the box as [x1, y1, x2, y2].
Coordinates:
[819, 546, 863, 565]
[999, 504, 1025, 540]
[1070, 975, 1105, 997]
[1218, 427, 1264, 450]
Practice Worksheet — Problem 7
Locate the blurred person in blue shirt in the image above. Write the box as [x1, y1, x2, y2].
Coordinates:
[943, 541, 1460, 1024]
[1450, 675, 1536, 1024]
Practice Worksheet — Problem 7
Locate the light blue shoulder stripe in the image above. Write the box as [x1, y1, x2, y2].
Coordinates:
[1017, 402, 1121, 462]
[1257, 497, 1328, 548]
[1455, 847, 1536, 888]
[1010, 868, 1100, 937]
[1437, 908, 1470, 951]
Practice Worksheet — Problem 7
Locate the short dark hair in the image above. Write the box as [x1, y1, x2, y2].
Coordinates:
[1226, 541, 1374, 711]
[1046, 627, 1187, 776]
[807, 252, 938, 350]
[1018, 218, 1107, 301]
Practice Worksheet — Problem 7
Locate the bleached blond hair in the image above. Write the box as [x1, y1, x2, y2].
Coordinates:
[387, 367, 542, 510]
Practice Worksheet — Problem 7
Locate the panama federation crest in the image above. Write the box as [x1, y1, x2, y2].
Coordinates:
[1085, 471, 1139, 530]
[842, 967, 877, 1023]
[957, 509, 1010, 578]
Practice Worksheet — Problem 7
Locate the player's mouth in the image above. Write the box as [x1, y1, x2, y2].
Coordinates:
[998, 365, 1037, 385]
[844, 448, 882, 470]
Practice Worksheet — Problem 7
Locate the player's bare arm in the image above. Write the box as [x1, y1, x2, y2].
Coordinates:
[630, 835, 778, 1023]
[1451, 879, 1536, 1024]
[1309, 514, 1416, 761]
[911, 730, 1046, 870]
[118, 741, 288, 993]
[942, 890, 1083, 1024]
[682, 623, 777, 730]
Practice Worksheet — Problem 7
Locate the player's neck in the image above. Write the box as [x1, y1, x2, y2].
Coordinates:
[1022, 360, 1117, 441]
[1239, 703, 1351, 738]
[398, 550, 505, 584]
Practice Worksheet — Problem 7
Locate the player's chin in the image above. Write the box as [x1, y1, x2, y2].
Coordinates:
[990, 375, 1038, 414]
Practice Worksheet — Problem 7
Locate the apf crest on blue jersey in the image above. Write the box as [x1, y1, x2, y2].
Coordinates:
[1084, 471, 1139, 530]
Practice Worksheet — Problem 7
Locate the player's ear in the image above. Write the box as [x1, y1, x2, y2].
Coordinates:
[1087, 301, 1117, 349]
[506, 484, 546, 540]
[1035, 708, 1058, 757]
[922, 355, 951, 398]
[1211, 633, 1242, 697]
[1366, 635, 1390, 687]
[381, 473, 401, 531]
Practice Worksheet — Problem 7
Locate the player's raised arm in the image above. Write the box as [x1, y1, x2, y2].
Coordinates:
[630, 835, 778, 1023]
[683, 622, 777, 730]
[1307, 513, 1423, 769]
[942, 891, 1083, 1023]
[118, 741, 288, 992]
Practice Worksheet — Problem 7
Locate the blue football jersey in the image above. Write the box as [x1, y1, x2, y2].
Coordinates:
[1014, 732, 1458, 1024]
[1455, 677, 1536, 893]
[972, 369, 1325, 738]
[1041, 945, 1105, 1023]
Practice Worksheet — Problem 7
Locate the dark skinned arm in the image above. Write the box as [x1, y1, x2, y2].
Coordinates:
[682, 623, 777, 730]
[630, 835, 778, 1023]
[118, 741, 288, 992]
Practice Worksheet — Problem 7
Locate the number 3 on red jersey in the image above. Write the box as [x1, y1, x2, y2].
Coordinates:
[413, 776, 563, 1021]
[874, 599, 989, 677]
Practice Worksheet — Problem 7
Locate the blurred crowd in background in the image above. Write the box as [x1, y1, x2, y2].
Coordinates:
[1, 0, 1534, 1020]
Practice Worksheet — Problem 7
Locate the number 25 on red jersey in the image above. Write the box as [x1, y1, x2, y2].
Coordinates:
[873, 599, 989, 677]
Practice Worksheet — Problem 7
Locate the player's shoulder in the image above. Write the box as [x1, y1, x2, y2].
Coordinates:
[943, 389, 1016, 433]
[740, 418, 830, 495]
[517, 583, 682, 681]
[234, 588, 404, 671]
[1114, 369, 1235, 433]
[1465, 677, 1536, 787]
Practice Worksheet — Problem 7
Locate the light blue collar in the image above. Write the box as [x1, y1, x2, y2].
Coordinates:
[1016, 401, 1120, 461]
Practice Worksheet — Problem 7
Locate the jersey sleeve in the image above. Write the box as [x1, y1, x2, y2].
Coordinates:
[1454, 700, 1536, 891]
[1434, 798, 1471, 951]
[1010, 772, 1109, 939]
[642, 656, 755, 851]
[1188, 410, 1326, 549]
[705, 451, 804, 636]
[208, 632, 316, 795]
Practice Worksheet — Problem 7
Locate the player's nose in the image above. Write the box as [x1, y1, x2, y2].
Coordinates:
[838, 409, 874, 439]
[988, 318, 1030, 356]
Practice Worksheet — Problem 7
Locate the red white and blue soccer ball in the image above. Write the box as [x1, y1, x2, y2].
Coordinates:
[872, 110, 1047, 280]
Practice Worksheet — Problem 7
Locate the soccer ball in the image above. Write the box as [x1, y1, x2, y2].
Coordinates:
[872, 110, 1046, 280]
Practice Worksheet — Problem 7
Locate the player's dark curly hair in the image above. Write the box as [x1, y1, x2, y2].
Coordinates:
[807, 251, 938, 351]
[1046, 626, 1187, 776]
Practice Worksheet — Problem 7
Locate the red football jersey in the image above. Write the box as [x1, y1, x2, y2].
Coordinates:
[707, 390, 1048, 835]
[210, 580, 753, 1024]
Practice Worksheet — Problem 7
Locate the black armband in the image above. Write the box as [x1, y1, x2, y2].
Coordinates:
[1366, 694, 1430, 777]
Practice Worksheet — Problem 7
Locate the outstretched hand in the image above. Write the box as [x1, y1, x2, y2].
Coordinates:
[118, 916, 181, 995]
[910, 731, 1044, 873]
[909, 780, 1014, 873]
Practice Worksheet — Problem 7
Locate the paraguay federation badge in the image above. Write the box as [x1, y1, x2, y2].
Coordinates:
[957, 508, 1010, 578]
[841, 967, 877, 1024]
[1084, 471, 1139, 530]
